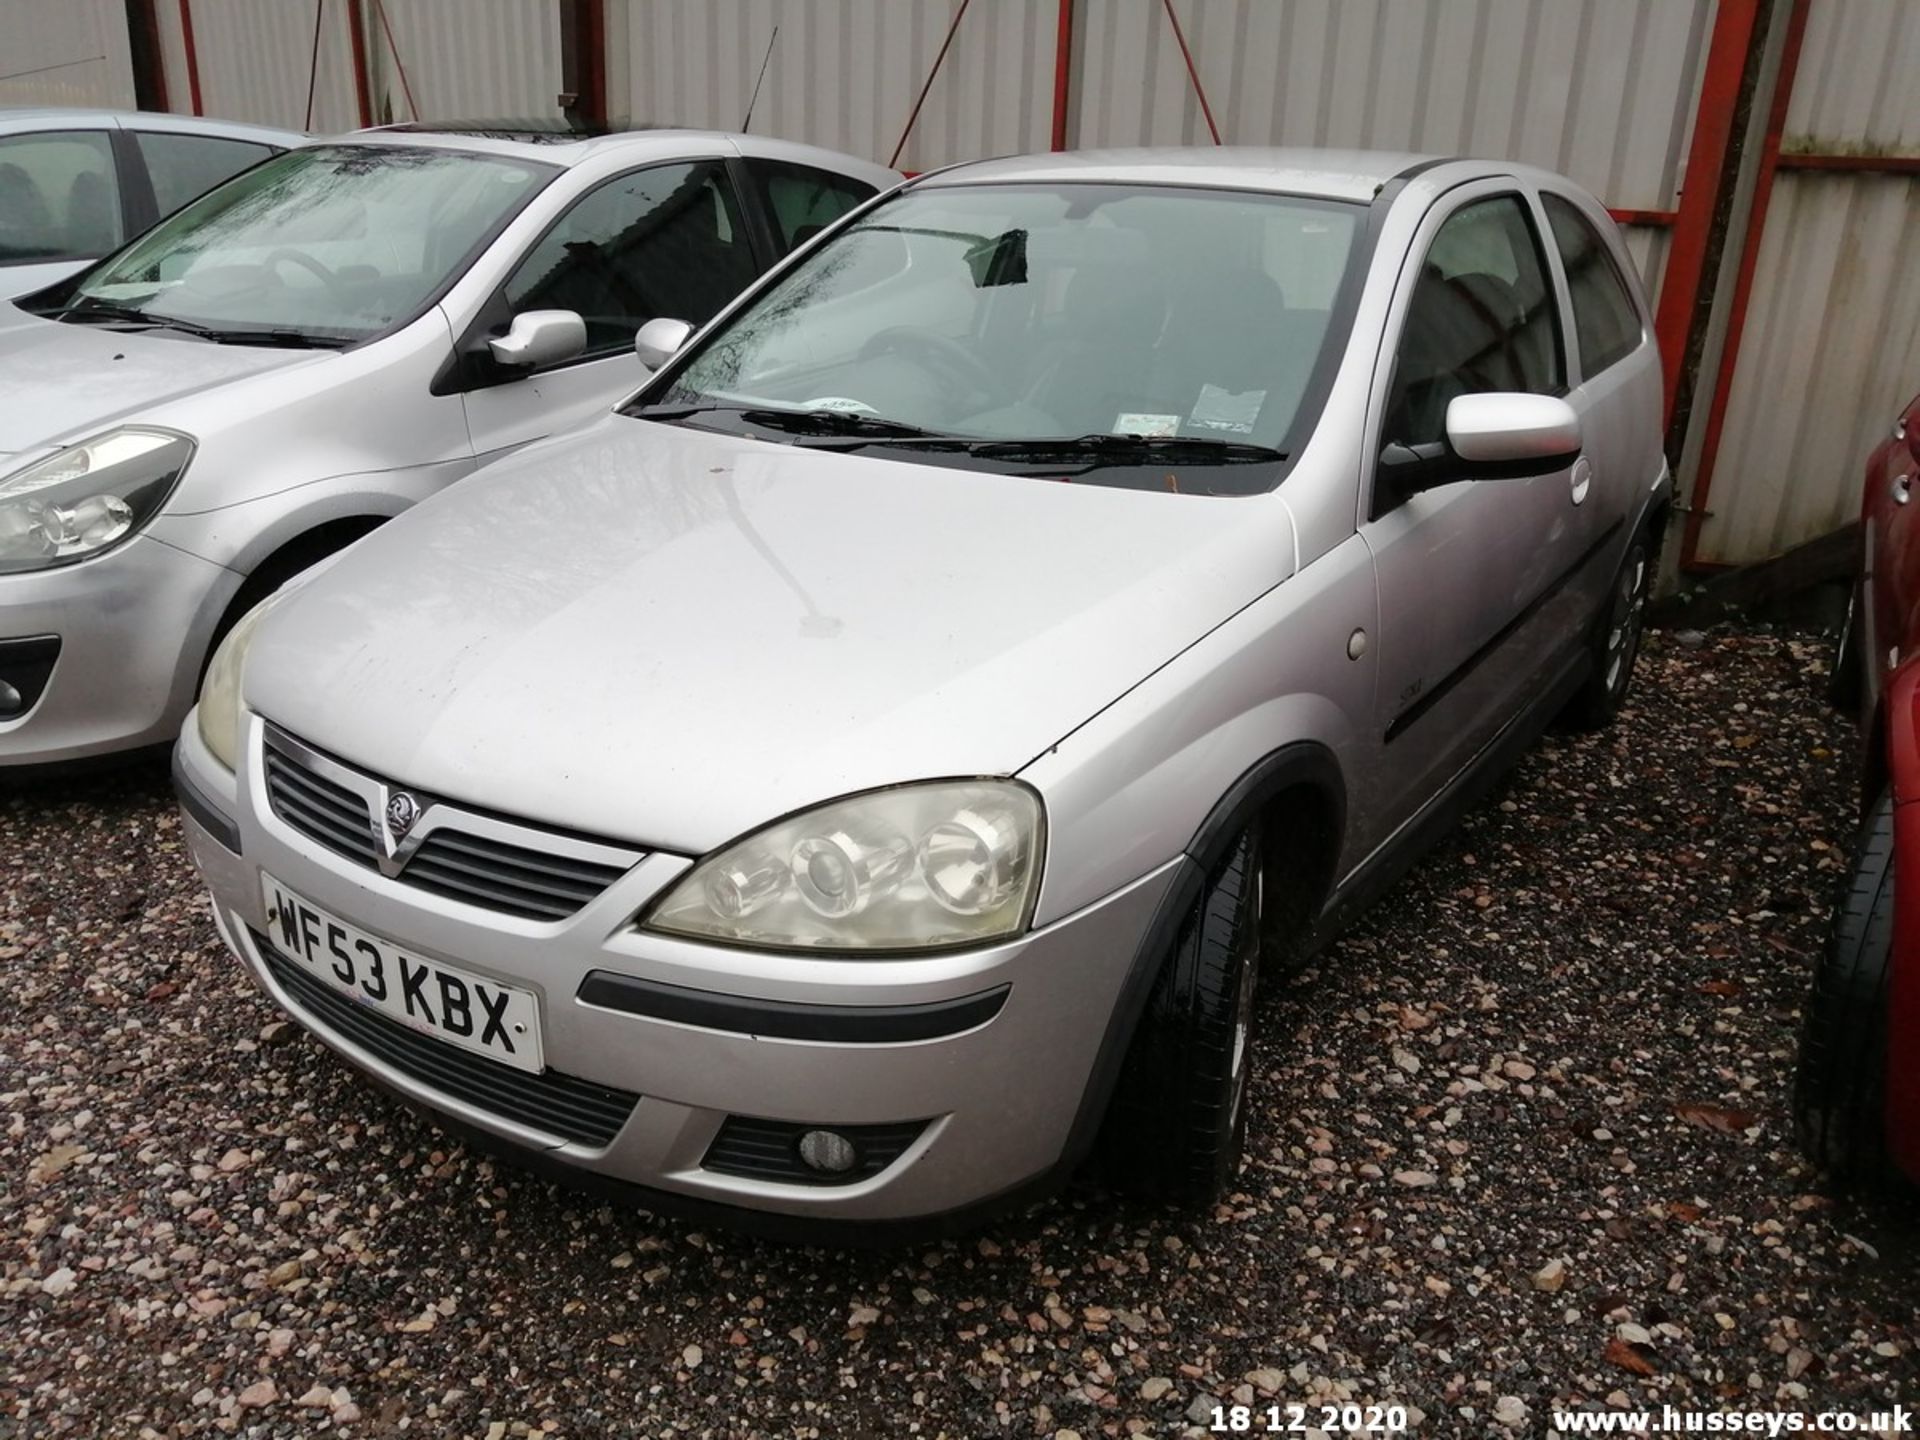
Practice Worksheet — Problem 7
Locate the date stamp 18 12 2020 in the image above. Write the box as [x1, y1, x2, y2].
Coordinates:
[1210, 1404, 1412, 1435]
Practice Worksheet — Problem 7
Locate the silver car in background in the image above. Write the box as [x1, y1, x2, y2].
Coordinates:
[0, 125, 895, 766]
[0, 108, 302, 299]
[176, 148, 1668, 1240]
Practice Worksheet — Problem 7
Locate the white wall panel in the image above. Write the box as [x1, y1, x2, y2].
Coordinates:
[0, 0, 136, 109]
[373, 0, 564, 124]
[158, 0, 360, 132]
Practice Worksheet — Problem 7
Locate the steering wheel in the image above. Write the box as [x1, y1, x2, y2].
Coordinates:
[264, 247, 352, 304]
[857, 326, 1000, 401]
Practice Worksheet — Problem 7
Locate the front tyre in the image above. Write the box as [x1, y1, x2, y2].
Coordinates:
[1795, 791, 1896, 1184]
[1098, 828, 1263, 1203]
[1563, 523, 1654, 731]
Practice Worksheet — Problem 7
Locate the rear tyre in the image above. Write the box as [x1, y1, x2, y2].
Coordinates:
[1098, 828, 1264, 1203]
[1562, 522, 1654, 731]
[1795, 791, 1896, 1184]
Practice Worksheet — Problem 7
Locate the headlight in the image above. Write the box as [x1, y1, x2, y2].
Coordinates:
[642, 781, 1044, 952]
[195, 595, 279, 772]
[0, 428, 194, 574]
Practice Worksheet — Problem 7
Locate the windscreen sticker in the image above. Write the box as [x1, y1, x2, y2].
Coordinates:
[1188, 384, 1266, 435]
[1112, 412, 1182, 437]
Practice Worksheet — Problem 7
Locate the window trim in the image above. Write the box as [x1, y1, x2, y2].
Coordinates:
[1537, 187, 1647, 384]
[439, 155, 767, 395]
[1366, 182, 1570, 521]
[124, 128, 283, 235]
[740, 154, 880, 255]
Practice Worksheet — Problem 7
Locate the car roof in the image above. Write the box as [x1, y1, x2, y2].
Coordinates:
[0, 106, 303, 146]
[920, 147, 1445, 203]
[341, 123, 900, 188]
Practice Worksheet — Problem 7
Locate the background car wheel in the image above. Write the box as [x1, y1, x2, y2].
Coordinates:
[1563, 521, 1656, 731]
[1795, 791, 1897, 1184]
[1098, 828, 1263, 1203]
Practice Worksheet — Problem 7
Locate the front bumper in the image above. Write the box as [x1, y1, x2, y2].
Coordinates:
[1, 535, 239, 766]
[175, 714, 1180, 1236]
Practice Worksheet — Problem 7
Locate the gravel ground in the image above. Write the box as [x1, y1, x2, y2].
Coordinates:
[3, 624, 1916, 1439]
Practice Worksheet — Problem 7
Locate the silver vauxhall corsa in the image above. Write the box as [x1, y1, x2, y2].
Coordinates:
[0, 124, 894, 766]
[175, 149, 1668, 1239]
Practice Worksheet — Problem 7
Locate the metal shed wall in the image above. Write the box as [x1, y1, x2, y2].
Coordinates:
[0, 0, 137, 109]
[1069, 0, 1717, 299]
[1691, 0, 1920, 566]
[372, 0, 565, 125]
[155, 0, 361, 131]
[609, 0, 1059, 171]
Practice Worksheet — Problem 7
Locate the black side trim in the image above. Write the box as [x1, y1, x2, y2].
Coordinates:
[576, 971, 1009, 1043]
[0, 634, 61, 720]
[170, 744, 240, 854]
[1385, 516, 1623, 744]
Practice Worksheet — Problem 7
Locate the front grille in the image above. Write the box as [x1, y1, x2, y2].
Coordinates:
[263, 745, 378, 864]
[396, 831, 627, 921]
[703, 1115, 928, 1186]
[261, 738, 634, 921]
[258, 936, 638, 1148]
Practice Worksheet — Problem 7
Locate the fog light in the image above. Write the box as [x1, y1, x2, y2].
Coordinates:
[796, 1128, 859, 1174]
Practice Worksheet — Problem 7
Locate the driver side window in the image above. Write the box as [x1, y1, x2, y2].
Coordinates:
[1381, 194, 1563, 452]
[502, 161, 758, 360]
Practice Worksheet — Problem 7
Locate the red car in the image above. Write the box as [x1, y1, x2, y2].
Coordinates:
[1798, 388, 1920, 1185]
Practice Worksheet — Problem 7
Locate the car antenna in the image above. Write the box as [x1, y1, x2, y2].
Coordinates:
[741, 26, 780, 132]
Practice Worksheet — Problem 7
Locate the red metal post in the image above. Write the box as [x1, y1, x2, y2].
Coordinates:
[1160, 0, 1220, 145]
[1607, 207, 1678, 228]
[1775, 152, 1920, 174]
[1650, 0, 1763, 422]
[1050, 0, 1074, 151]
[1679, 0, 1813, 569]
[889, 0, 973, 170]
[123, 0, 171, 111]
[176, 0, 204, 115]
[345, 0, 373, 128]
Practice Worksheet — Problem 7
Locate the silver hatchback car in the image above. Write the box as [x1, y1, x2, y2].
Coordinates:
[176, 148, 1668, 1241]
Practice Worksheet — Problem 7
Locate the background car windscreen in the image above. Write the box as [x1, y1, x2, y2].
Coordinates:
[67, 144, 553, 342]
[668, 182, 1362, 454]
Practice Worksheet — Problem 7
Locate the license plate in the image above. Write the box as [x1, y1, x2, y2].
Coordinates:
[260, 874, 544, 1074]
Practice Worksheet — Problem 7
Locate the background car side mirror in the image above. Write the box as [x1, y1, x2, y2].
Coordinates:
[487, 310, 586, 370]
[635, 316, 693, 372]
[1445, 393, 1582, 469]
[1378, 392, 1584, 501]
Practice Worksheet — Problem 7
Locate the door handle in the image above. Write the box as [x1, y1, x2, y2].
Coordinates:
[1570, 456, 1592, 506]
[1895, 473, 1912, 506]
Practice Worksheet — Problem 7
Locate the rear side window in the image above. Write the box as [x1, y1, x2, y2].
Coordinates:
[749, 159, 876, 252]
[503, 160, 759, 358]
[1383, 193, 1564, 448]
[1541, 192, 1643, 379]
[135, 132, 276, 217]
[0, 130, 120, 264]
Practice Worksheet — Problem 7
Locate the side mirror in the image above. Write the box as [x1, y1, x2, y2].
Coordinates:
[488, 309, 586, 370]
[635, 316, 693, 372]
[1446, 392, 1582, 467]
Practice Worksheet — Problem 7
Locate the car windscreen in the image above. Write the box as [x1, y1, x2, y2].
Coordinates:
[634, 181, 1366, 494]
[55, 144, 555, 346]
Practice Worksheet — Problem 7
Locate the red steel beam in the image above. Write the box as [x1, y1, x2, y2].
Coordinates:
[1160, 0, 1220, 145]
[176, 0, 204, 115]
[1651, 0, 1764, 422]
[345, 0, 373, 128]
[889, 0, 972, 170]
[1679, 0, 1813, 569]
[1050, 0, 1073, 151]
[1608, 207, 1679, 228]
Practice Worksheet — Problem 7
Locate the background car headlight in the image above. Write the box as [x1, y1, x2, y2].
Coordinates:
[642, 781, 1043, 952]
[0, 428, 194, 574]
[195, 596, 279, 771]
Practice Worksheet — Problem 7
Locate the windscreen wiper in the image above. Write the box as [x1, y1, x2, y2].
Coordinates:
[59, 303, 348, 349]
[800, 431, 1287, 464]
[624, 401, 946, 442]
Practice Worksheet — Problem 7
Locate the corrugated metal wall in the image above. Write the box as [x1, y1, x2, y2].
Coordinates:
[609, 0, 1058, 170]
[1070, 0, 1716, 299]
[1694, 0, 1920, 566]
[0, 0, 136, 109]
[155, 0, 361, 132]
[373, 0, 564, 124]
